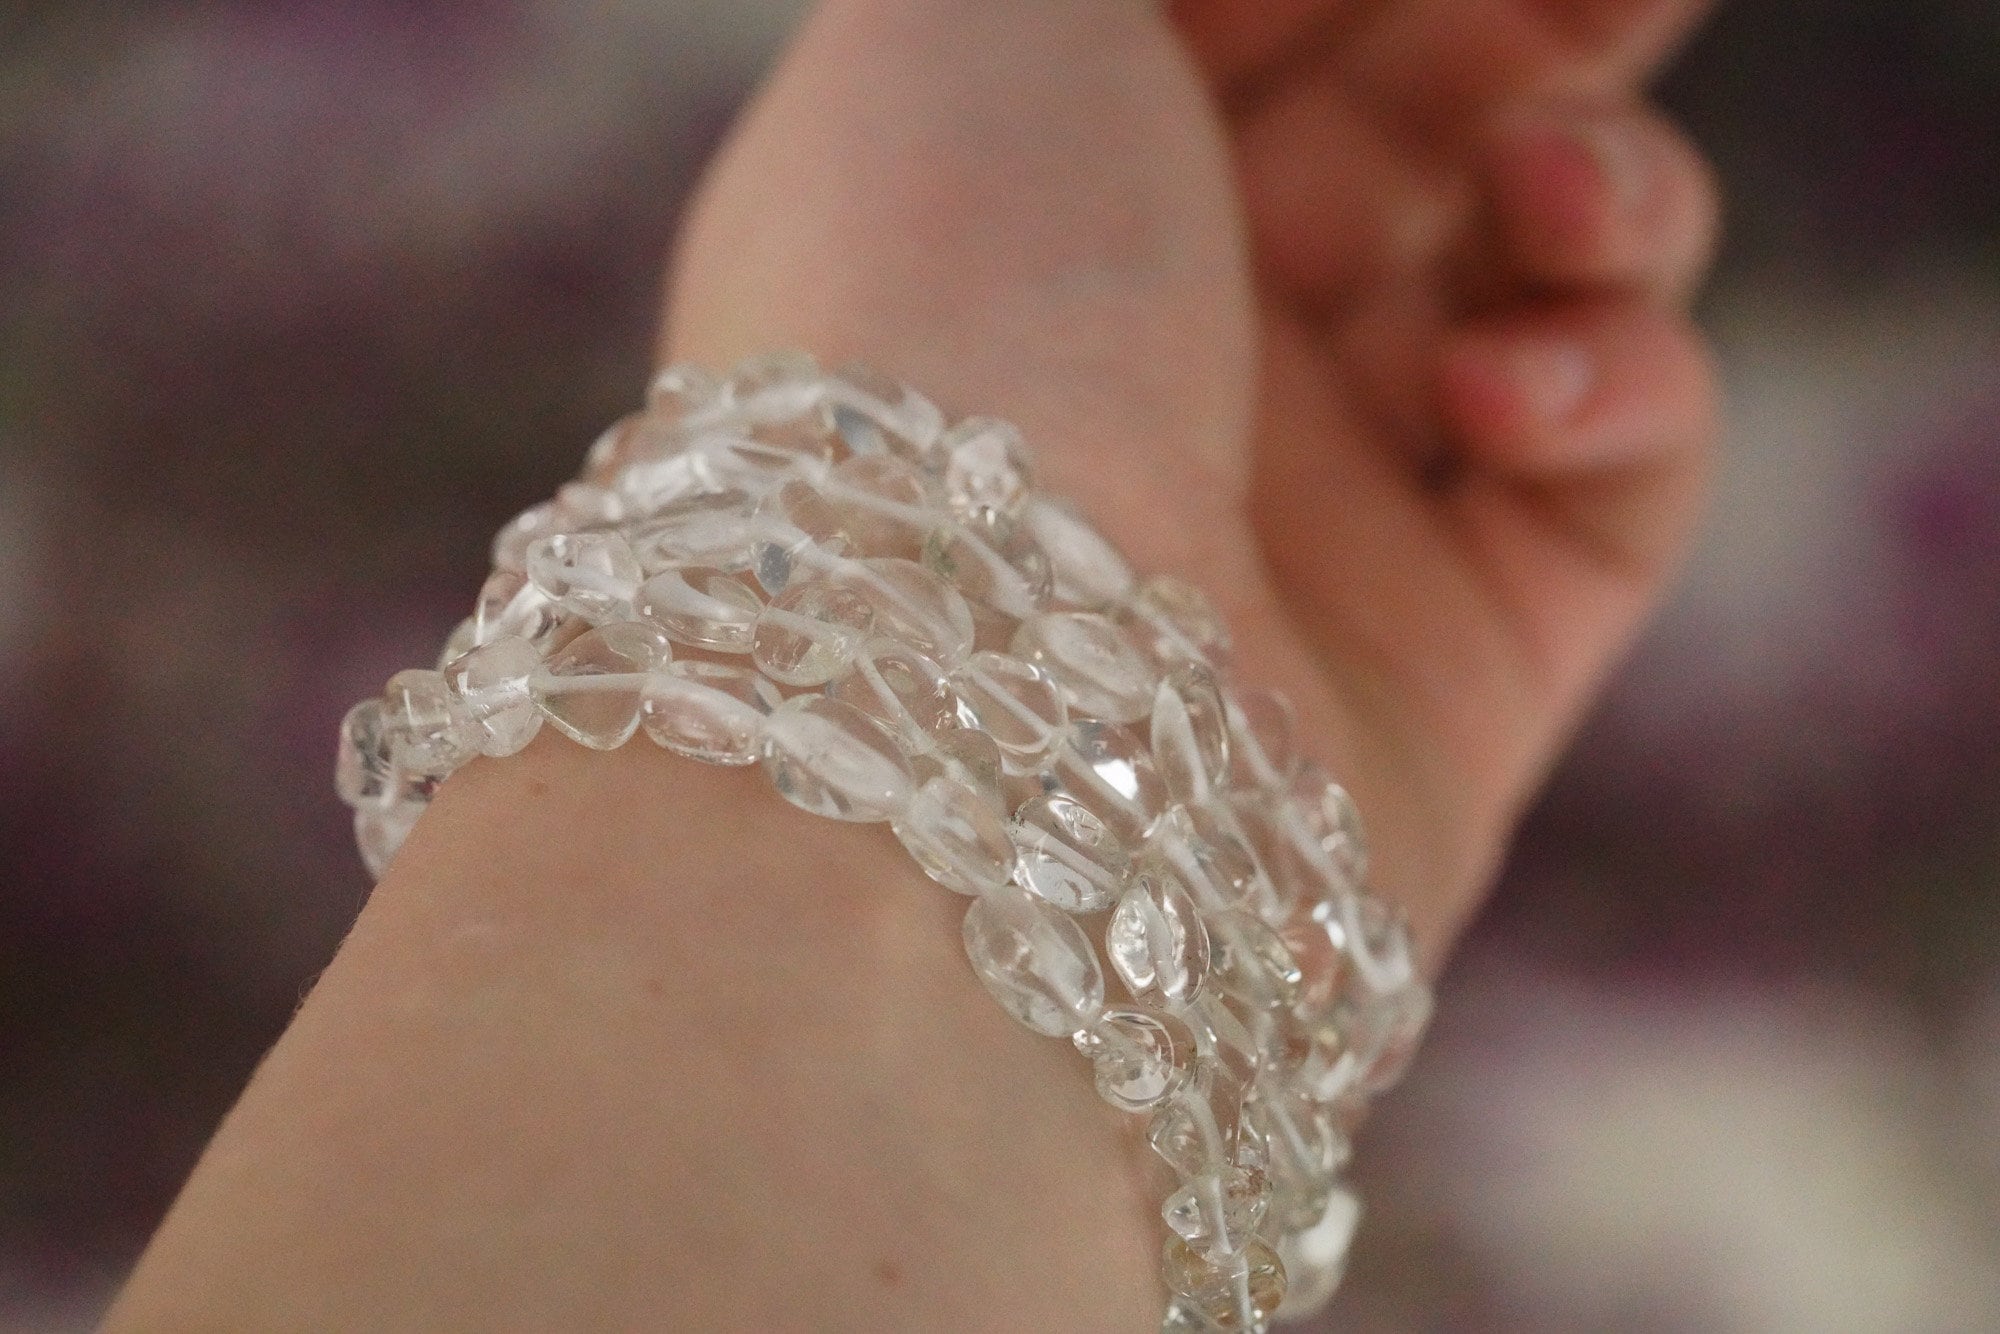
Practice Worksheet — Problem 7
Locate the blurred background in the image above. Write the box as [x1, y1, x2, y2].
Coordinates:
[1, 1, 1994, 1329]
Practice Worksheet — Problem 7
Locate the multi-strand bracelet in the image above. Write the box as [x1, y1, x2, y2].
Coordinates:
[334, 352, 1433, 1332]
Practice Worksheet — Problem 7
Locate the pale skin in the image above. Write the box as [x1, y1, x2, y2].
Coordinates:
[107, 1, 1720, 1330]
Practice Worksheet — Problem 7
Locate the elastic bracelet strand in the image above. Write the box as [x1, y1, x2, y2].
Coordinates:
[335, 350, 1434, 1332]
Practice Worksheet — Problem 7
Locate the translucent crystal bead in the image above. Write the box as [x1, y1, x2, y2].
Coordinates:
[1115, 574, 1231, 670]
[1161, 1296, 1229, 1334]
[528, 622, 672, 750]
[922, 512, 1052, 620]
[336, 698, 398, 809]
[1010, 792, 1131, 913]
[525, 531, 642, 624]
[1059, 720, 1167, 841]
[582, 409, 682, 486]
[938, 416, 1032, 519]
[1022, 497, 1134, 609]
[960, 883, 1106, 1037]
[1272, 1186, 1361, 1322]
[910, 726, 1009, 818]
[355, 797, 424, 880]
[436, 617, 477, 671]
[751, 476, 854, 594]
[646, 360, 726, 420]
[820, 454, 934, 561]
[946, 651, 1068, 774]
[1278, 900, 1352, 1021]
[1185, 990, 1267, 1094]
[634, 566, 763, 652]
[1073, 1008, 1196, 1112]
[1222, 685, 1300, 791]
[1151, 664, 1230, 805]
[639, 661, 781, 766]
[473, 568, 560, 649]
[1245, 1083, 1350, 1232]
[552, 480, 627, 530]
[1011, 611, 1157, 724]
[1161, 1237, 1285, 1330]
[1288, 762, 1369, 888]
[761, 695, 913, 822]
[891, 774, 1017, 895]
[1146, 802, 1268, 915]
[445, 635, 543, 757]
[821, 363, 945, 461]
[828, 641, 958, 746]
[1106, 873, 1210, 1007]
[1148, 1078, 1239, 1181]
[837, 557, 974, 666]
[751, 581, 876, 687]
[383, 668, 477, 776]
[693, 432, 828, 495]
[1207, 912, 1304, 1011]
[627, 489, 758, 573]
[613, 452, 709, 515]
[727, 349, 824, 422]
[1162, 1166, 1270, 1259]
[491, 500, 563, 575]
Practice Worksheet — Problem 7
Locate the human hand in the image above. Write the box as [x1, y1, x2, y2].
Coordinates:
[667, 0, 1720, 957]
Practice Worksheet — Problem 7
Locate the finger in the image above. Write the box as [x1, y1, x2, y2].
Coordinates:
[1342, 0, 1717, 134]
[1169, 0, 1361, 96]
[1474, 102, 1720, 303]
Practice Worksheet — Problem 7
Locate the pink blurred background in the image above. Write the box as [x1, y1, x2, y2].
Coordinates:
[1, 3, 1995, 1328]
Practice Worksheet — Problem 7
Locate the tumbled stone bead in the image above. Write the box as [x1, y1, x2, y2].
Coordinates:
[1162, 1165, 1270, 1259]
[946, 651, 1068, 774]
[473, 568, 560, 648]
[528, 622, 671, 750]
[1022, 497, 1133, 609]
[1246, 1082, 1350, 1232]
[1184, 989, 1268, 1095]
[727, 349, 824, 423]
[1207, 911, 1304, 1011]
[1147, 1076, 1239, 1181]
[634, 566, 763, 652]
[1146, 802, 1269, 916]
[627, 488, 758, 573]
[1222, 685, 1300, 791]
[436, 617, 478, 671]
[646, 360, 726, 421]
[692, 432, 829, 496]
[938, 415, 1032, 519]
[761, 695, 913, 822]
[445, 635, 543, 757]
[1272, 1186, 1361, 1323]
[751, 580, 876, 687]
[1161, 1237, 1285, 1331]
[1011, 611, 1157, 724]
[820, 454, 935, 561]
[553, 480, 628, 530]
[892, 773, 1017, 895]
[639, 661, 781, 766]
[910, 726, 1010, 818]
[961, 883, 1106, 1037]
[837, 557, 974, 666]
[1161, 1296, 1229, 1334]
[1278, 899, 1354, 1021]
[922, 511, 1052, 621]
[525, 531, 642, 624]
[1107, 873, 1210, 1007]
[490, 500, 564, 575]
[1011, 791, 1130, 913]
[383, 668, 477, 776]
[1288, 762, 1369, 888]
[828, 641, 959, 747]
[1050, 720, 1166, 845]
[752, 476, 853, 595]
[335, 698, 398, 810]
[582, 409, 681, 486]
[1119, 574, 1232, 669]
[1074, 1007, 1197, 1112]
[355, 796, 425, 881]
[820, 363, 945, 461]
[1152, 664, 1230, 805]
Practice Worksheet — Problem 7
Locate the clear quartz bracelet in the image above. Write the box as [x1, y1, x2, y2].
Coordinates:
[334, 351, 1434, 1332]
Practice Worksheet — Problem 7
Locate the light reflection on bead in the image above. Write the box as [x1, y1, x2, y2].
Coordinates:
[961, 883, 1106, 1037]
[525, 531, 643, 624]
[761, 695, 913, 822]
[1107, 874, 1210, 1007]
[1011, 792, 1130, 913]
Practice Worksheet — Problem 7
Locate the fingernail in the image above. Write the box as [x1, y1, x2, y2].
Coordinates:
[1503, 338, 1595, 423]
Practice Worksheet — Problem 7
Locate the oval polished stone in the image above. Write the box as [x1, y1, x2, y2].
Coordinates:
[634, 566, 764, 652]
[961, 884, 1106, 1037]
[892, 774, 1018, 895]
[761, 695, 913, 822]
[1011, 611, 1156, 724]
[1010, 792, 1131, 913]
[1106, 874, 1210, 1007]
[1151, 663, 1230, 805]
[444, 634, 543, 758]
[639, 661, 782, 766]
[528, 622, 672, 750]
[525, 531, 642, 624]
[837, 557, 975, 667]
[751, 580, 876, 687]
[1073, 1008, 1197, 1113]
[946, 651, 1068, 773]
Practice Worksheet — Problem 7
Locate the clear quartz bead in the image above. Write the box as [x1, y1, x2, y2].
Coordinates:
[355, 796, 425, 881]
[828, 641, 958, 747]
[1161, 1296, 1229, 1334]
[820, 454, 935, 561]
[639, 661, 781, 765]
[938, 416, 1032, 519]
[491, 500, 564, 575]
[646, 361, 725, 420]
[820, 363, 945, 461]
[1207, 911, 1304, 1011]
[474, 568, 558, 648]
[383, 668, 477, 776]
[1151, 664, 1230, 805]
[1288, 762, 1369, 888]
[525, 531, 642, 624]
[761, 695, 913, 822]
[751, 580, 877, 687]
[727, 349, 824, 422]
[1146, 802, 1268, 915]
[922, 511, 1052, 620]
[1119, 575, 1231, 669]
[1162, 1165, 1270, 1259]
[1147, 1076, 1240, 1181]
[528, 622, 671, 750]
[1073, 1008, 1197, 1112]
[1010, 791, 1131, 913]
[910, 726, 1009, 818]
[837, 557, 974, 667]
[1272, 1185, 1361, 1322]
[627, 489, 758, 573]
[634, 566, 763, 652]
[1106, 873, 1210, 1007]
[891, 774, 1017, 895]
[445, 635, 543, 757]
[1052, 721, 1166, 845]
[553, 480, 627, 530]
[751, 476, 854, 594]
[1011, 611, 1157, 724]
[960, 883, 1106, 1037]
[946, 651, 1068, 774]
[1162, 1237, 1285, 1330]
[582, 410, 682, 486]
[335, 698, 398, 810]
[1022, 498, 1133, 609]
[1246, 1082, 1350, 1232]
[1222, 685, 1300, 791]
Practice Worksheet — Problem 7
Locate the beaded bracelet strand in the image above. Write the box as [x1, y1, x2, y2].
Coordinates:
[334, 351, 1433, 1332]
